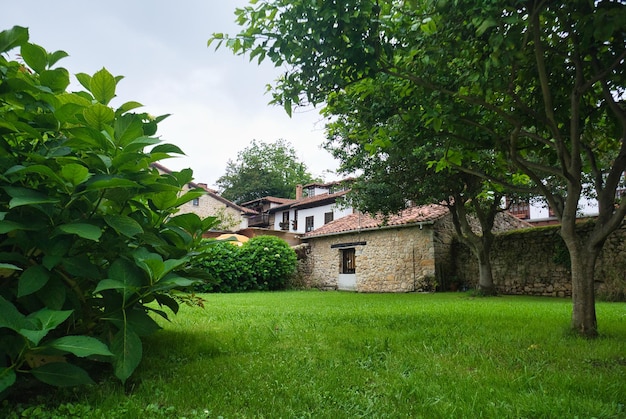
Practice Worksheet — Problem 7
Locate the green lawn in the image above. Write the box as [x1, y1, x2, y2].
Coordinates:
[3, 291, 626, 418]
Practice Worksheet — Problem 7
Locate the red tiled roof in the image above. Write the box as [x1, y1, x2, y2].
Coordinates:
[303, 204, 449, 238]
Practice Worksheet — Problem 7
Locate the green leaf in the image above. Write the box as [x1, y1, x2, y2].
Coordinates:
[83, 103, 115, 130]
[154, 293, 179, 315]
[104, 214, 144, 238]
[114, 114, 144, 147]
[476, 17, 497, 36]
[47, 50, 69, 67]
[111, 328, 142, 383]
[174, 190, 206, 208]
[107, 309, 162, 337]
[90, 68, 116, 105]
[86, 176, 141, 191]
[3, 186, 59, 208]
[94, 278, 133, 294]
[18, 265, 50, 297]
[123, 136, 161, 153]
[57, 223, 102, 241]
[107, 258, 144, 296]
[150, 143, 185, 155]
[0, 26, 29, 53]
[54, 103, 85, 123]
[5, 164, 65, 185]
[283, 97, 293, 117]
[150, 191, 179, 210]
[0, 295, 27, 332]
[0, 262, 22, 271]
[0, 220, 29, 234]
[31, 362, 95, 387]
[40, 68, 70, 92]
[21, 308, 73, 345]
[48, 336, 113, 357]
[75, 72, 92, 91]
[117, 101, 143, 114]
[136, 258, 165, 282]
[37, 277, 67, 310]
[0, 368, 16, 394]
[20, 42, 48, 73]
[166, 212, 203, 232]
[61, 163, 91, 186]
[155, 275, 197, 291]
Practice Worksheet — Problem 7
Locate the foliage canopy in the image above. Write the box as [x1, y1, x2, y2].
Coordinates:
[216, 139, 320, 204]
[212, 0, 626, 337]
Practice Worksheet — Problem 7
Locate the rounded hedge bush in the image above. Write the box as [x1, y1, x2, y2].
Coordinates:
[193, 241, 252, 293]
[239, 236, 297, 291]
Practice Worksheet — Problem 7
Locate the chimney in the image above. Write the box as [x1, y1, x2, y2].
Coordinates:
[197, 183, 208, 190]
[296, 184, 303, 200]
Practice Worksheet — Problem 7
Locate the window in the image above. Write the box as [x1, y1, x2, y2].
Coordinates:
[342, 248, 356, 274]
[292, 210, 298, 230]
[324, 211, 334, 224]
[280, 211, 290, 230]
[305, 216, 314, 232]
[192, 198, 200, 206]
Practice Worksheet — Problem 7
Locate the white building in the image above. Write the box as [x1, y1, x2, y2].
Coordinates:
[241, 180, 355, 235]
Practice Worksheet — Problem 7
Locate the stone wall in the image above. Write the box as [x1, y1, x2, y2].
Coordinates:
[452, 221, 626, 298]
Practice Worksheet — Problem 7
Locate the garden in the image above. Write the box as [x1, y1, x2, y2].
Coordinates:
[2, 291, 625, 418]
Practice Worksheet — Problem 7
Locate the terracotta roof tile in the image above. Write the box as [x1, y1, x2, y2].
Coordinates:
[303, 204, 449, 238]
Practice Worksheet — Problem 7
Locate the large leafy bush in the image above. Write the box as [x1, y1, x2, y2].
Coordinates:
[194, 236, 297, 292]
[0, 26, 216, 395]
[193, 241, 252, 293]
[239, 236, 297, 291]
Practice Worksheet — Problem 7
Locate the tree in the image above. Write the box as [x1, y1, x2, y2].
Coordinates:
[211, 1, 626, 337]
[323, 74, 527, 295]
[216, 139, 320, 204]
[0, 26, 216, 394]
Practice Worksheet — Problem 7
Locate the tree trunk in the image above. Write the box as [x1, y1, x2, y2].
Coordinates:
[476, 246, 496, 296]
[561, 231, 599, 338]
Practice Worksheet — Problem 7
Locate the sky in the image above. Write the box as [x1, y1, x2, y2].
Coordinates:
[1, 1, 340, 189]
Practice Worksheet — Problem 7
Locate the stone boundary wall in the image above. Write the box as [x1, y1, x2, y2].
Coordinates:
[452, 222, 626, 298]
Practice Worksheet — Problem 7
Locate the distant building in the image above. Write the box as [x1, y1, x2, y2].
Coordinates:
[151, 163, 253, 231]
[240, 179, 355, 235]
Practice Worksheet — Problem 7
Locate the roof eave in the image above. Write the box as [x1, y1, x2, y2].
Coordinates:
[302, 220, 437, 240]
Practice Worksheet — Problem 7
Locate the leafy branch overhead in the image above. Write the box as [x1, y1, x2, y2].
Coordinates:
[0, 26, 217, 394]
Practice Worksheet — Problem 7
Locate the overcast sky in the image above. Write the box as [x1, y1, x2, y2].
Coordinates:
[1, 1, 340, 188]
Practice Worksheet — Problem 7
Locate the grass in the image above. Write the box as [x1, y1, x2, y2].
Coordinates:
[3, 291, 626, 418]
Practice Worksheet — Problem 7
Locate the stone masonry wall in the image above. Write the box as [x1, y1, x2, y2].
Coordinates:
[452, 221, 626, 298]
[304, 225, 439, 292]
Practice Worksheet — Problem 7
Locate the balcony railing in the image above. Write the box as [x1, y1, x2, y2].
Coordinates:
[247, 213, 270, 227]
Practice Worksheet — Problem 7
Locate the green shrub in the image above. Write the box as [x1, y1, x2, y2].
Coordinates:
[193, 241, 251, 293]
[0, 26, 216, 396]
[239, 236, 297, 291]
[193, 236, 297, 292]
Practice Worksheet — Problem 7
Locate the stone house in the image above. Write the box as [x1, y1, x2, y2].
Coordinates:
[300, 204, 530, 292]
